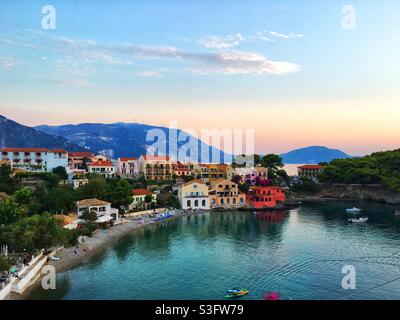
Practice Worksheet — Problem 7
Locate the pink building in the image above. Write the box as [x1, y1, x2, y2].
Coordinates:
[117, 157, 138, 177]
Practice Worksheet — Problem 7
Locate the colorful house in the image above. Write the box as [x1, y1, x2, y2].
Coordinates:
[138, 155, 173, 181]
[88, 160, 116, 178]
[246, 186, 286, 209]
[297, 165, 325, 182]
[193, 164, 229, 184]
[130, 188, 156, 209]
[177, 179, 210, 210]
[209, 179, 246, 209]
[76, 198, 119, 222]
[117, 157, 138, 178]
[67, 151, 95, 170]
[234, 167, 268, 186]
[0, 148, 68, 172]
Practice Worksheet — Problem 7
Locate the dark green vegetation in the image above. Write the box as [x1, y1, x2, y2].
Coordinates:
[319, 149, 400, 191]
[0, 164, 137, 254]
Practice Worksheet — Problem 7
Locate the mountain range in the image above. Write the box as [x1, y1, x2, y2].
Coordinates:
[0, 115, 84, 151]
[0, 114, 351, 163]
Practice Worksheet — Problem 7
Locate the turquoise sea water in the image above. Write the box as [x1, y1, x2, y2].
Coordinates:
[27, 201, 400, 300]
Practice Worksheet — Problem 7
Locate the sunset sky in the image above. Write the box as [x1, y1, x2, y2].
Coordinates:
[0, 0, 399, 156]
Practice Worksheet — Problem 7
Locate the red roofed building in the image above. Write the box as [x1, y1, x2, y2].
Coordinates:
[88, 160, 116, 178]
[0, 147, 67, 172]
[68, 151, 95, 170]
[130, 188, 156, 209]
[138, 154, 172, 181]
[246, 186, 286, 209]
[297, 165, 325, 182]
[117, 157, 138, 177]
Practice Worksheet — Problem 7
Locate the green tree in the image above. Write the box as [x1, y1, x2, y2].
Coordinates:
[291, 176, 320, 193]
[107, 179, 132, 208]
[0, 256, 11, 272]
[77, 176, 108, 200]
[14, 188, 34, 205]
[52, 166, 68, 180]
[9, 213, 68, 252]
[43, 186, 76, 213]
[80, 209, 98, 222]
[238, 183, 250, 194]
[0, 164, 16, 194]
[144, 194, 154, 204]
[0, 197, 26, 225]
[261, 154, 284, 171]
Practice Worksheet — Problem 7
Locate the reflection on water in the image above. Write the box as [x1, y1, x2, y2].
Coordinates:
[27, 201, 400, 300]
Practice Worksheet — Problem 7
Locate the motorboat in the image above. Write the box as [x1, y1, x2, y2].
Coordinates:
[49, 256, 60, 261]
[346, 207, 362, 214]
[264, 292, 281, 300]
[348, 217, 368, 223]
[225, 288, 249, 299]
[395, 210, 400, 216]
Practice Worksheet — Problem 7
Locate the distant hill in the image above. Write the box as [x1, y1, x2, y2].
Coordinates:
[0, 115, 85, 151]
[281, 146, 351, 164]
[35, 122, 232, 162]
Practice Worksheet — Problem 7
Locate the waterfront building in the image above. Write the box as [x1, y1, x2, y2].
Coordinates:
[193, 164, 229, 184]
[0, 148, 67, 172]
[67, 151, 95, 170]
[246, 186, 286, 208]
[233, 167, 268, 186]
[297, 165, 325, 182]
[117, 157, 138, 178]
[138, 155, 173, 181]
[130, 188, 156, 209]
[88, 160, 116, 178]
[178, 179, 210, 210]
[171, 161, 193, 177]
[76, 198, 119, 222]
[234, 167, 257, 185]
[209, 179, 246, 209]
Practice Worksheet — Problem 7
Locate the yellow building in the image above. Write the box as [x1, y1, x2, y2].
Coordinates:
[209, 179, 246, 209]
[193, 164, 231, 184]
[177, 179, 210, 210]
[138, 155, 173, 181]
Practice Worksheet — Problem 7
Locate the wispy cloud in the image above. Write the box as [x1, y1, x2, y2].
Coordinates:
[199, 30, 303, 49]
[42, 77, 93, 87]
[199, 34, 245, 49]
[0, 56, 19, 70]
[0, 30, 301, 78]
[191, 51, 300, 75]
[135, 68, 168, 78]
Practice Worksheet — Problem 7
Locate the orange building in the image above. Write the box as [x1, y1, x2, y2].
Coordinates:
[209, 179, 246, 209]
[246, 186, 286, 209]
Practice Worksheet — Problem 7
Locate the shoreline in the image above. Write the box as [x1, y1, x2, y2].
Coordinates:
[9, 198, 394, 299]
[9, 211, 195, 300]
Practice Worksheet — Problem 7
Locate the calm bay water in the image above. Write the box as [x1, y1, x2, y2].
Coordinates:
[28, 201, 400, 300]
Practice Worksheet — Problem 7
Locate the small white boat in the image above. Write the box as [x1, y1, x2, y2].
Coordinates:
[253, 211, 259, 215]
[395, 210, 400, 216]
[346, 207, 362, 214]
[50, 256, 60, 261]
[348, 217, 368, 223]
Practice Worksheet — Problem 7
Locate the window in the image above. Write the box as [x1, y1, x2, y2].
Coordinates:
[187, 200, 191, 207]
[202, 200, 206, 207]
[194, 200, 199, 207]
